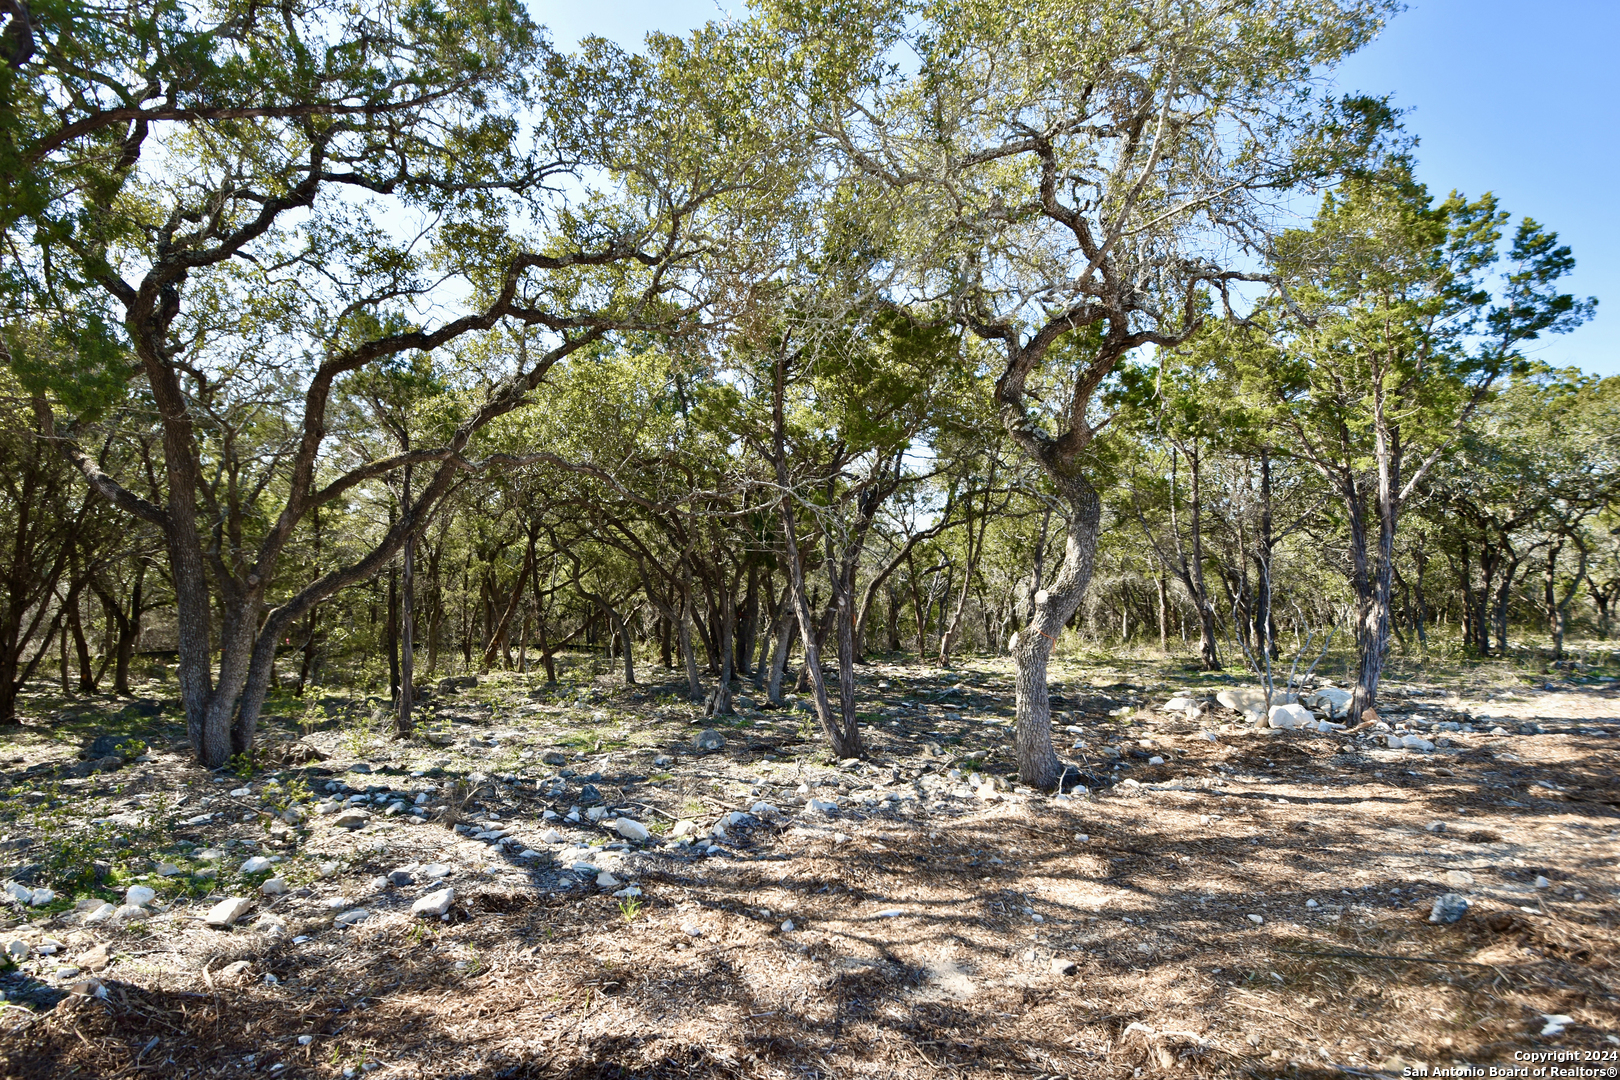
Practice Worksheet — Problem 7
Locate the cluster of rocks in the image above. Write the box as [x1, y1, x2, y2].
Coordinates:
[311, 777, 439, 826]
[2, 881, 56, 907]
[1138, 685, 1504, 753]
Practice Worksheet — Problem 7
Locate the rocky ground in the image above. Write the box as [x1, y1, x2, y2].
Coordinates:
[0, 654, 1616, 1079]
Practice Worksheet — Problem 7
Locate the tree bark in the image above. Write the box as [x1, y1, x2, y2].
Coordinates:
[395, 467, 417, 737]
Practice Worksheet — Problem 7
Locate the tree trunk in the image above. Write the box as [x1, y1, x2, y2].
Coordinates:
[395, 502, 416, 737]
[112, 567, 143, 696]
[1493, 556, 1522, 656]
[767, 603, 796, 707]
[1156, 571, 1168, 653]
[706, 579, 735, 717]
[772, 351, 860, 758]
[1546, 541, 1588, 661]
[69, 596, 95, 694]
[386, 561, 400, 701]
[1184, 446, 1221, 670]
[678, 573, 702, 701]
[1348, 401, 1401, 721]
[1006, 474, 1099, 790]
[938, 486, 990, 667]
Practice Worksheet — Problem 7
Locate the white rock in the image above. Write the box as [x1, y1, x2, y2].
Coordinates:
[230, 786, 253, 798]
[1147, 756, 1164, 766]
[4, 939, 27, 959]
[155, 862, 183, 877]
[1218, 688, 1295, 715]
[1540, 1014, 1575, 1037]
[541, 829, 566, 844]
[805, 797, 839, 814]
[1305, 899, 1319, 909]
[332, 809, 370, 830]
[614, 818, 650, 842]
[240, 856, 274, 874]
[82, 903, 116, 925]
[204, 897, 254, 928]
[612, 886, 642, 899]
[112, 903, 148, 922]
[1164, 696, 1197, 712]
[750, 802, 780, 817]
[1247, 913, 1264, 925]
[1535, 875, 1552, 889]
[421, 863, 451, 879]
[780, 919, 795, 932]
[332, 908, 370, 928]
[318, 861, 340, 878]
[596, 872, 621, 889]
[261, 877, 288, 896]
[281, 805, 307, 825]
[671, 820, 698, 838]
[413, 888, 454, 917]
[1268, 703, 1316, 730]
[585, 806, 607, 823]
[124, 885, 156, 907]
[710, 823, 729, 841]
[1400, 734, 1435, 751]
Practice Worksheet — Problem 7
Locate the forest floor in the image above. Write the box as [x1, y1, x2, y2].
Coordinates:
[0, 651, 1616, 1080]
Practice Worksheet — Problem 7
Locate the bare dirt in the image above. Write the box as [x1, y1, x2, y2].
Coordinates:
[0, 657, 1616, 1079]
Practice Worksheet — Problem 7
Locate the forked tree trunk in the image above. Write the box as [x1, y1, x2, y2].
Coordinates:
[772, 351, 860, 758]
[1348, 404, 1401, 722]
[707, 580, 735, 717]
[678, 575, 703, 701]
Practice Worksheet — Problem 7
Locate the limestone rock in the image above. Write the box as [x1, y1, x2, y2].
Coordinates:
[693, 729, 726, 752]
[412, 888, 454, 917]
[1267, 703, 1316, 730]
[1217, 688, 1296, 717]
[614, 818, 650, 842]
[204, 897, 253, 928]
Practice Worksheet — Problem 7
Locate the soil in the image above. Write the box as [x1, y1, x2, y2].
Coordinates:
[0, 655, 1615, 1079]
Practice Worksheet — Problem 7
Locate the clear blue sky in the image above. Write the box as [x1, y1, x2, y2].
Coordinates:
[537, 0, 1617, 378]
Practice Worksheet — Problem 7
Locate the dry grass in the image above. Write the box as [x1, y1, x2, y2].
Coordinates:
[0, 658, 1616, 1079]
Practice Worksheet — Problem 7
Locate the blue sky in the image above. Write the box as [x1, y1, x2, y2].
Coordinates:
[538, 1, 1617, 377]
